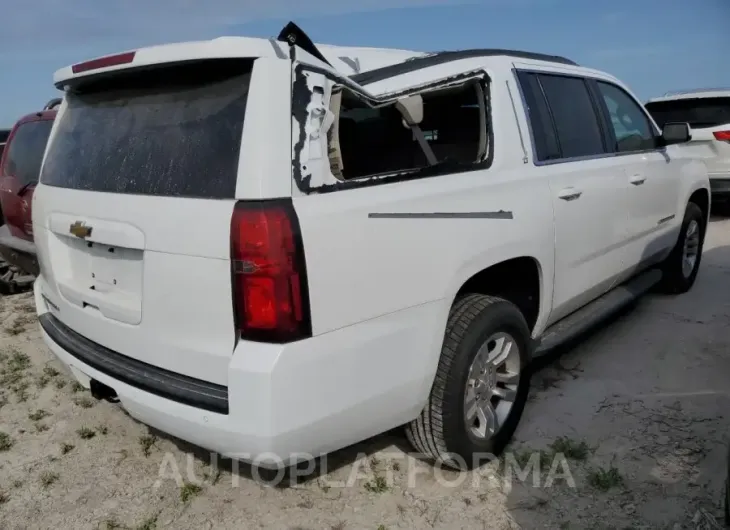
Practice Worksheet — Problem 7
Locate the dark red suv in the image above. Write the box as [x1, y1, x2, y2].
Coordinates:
[0, 99, 60, 279]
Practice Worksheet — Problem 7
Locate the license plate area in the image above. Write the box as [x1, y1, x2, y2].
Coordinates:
[49, 234, 144, 325]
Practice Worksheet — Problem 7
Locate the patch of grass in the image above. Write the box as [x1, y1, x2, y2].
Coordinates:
[508, 448, 553, 471]
[40, 471, 59, 488]
[70, 381, 85, 393]
[61, 443, 75, 455]
[139, 435, 157, 457]
[0, 395, 7, 409]
[34, 422, 49, 433]
[0, 490, 8, 504]
[12, 480, 23, 489]
[587, 465, 624, 491]
[297, 498, 314, 509]
[0, 431, 13, 452]
[136, 516, 158, 530]
[73, 396, 95, 409]
[14, 382, 30, 402]
[36, 374, 51, 388]
[28, 409, 50, 421]
[7, 351, 31, 371]
[377, 525, 387, 530]
[363, 474, 389, 493]
[97, 425, 109, 435]
[1, 351, 31, 392]
[179, 482, 202, 503]
[549, 437, 591, 461]
[5, 321, 26, 335]
[77, 427, 96, 440]
[55, 379, 67, 389]
[331, 521, 347, 530]
[103, 519, 123, 529]
[43, 366, 60, 378]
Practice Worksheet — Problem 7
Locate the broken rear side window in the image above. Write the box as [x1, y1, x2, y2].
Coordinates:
[329, 81, 487, 181]
[41, 59, 253, 199]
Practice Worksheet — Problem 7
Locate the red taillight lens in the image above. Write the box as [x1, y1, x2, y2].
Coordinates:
[713, 131, 730, 141]
[72, 51, 136, 74]
[230, 200, 310, 342]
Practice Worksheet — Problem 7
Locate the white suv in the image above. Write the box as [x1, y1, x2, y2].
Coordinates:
[33, 23, 709, 470]
[646, 89, 730, 205]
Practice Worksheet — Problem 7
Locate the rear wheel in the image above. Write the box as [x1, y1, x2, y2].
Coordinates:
[405, 294, 532, 470]
[658, 202, 705, 294]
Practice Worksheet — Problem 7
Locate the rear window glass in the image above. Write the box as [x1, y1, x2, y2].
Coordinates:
[41, 59, 253, 199]
[645, 97, 730, 129]
[0, 120, 53, 186]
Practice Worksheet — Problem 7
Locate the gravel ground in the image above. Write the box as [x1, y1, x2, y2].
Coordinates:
[1, 216, 729, 530]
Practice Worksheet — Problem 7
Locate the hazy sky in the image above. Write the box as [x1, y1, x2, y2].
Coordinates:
[1, 0, 728, 127]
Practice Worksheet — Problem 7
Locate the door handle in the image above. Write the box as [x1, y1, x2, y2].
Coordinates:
[629, 174, 646, 185]
[557, 188, 582, 201]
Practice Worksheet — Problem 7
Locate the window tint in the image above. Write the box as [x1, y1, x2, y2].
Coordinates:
[41, 60, 253, 199]
[330, 81, 484, 180]
[537, 74, 606, 159]
[0, 120, 53, 186]
[596, 82, 656, 152]
[645, 97, 730, 129]
[516, 71, 560, 161]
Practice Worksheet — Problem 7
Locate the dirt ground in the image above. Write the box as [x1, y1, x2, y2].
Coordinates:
[1, 217, 730, 530]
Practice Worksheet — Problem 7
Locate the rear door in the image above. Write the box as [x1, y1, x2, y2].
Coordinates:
[34, 59, 257, 385]
[0, 117, 53, 240]
[594, 80, 678, 255]
[516, 70, 631, 323]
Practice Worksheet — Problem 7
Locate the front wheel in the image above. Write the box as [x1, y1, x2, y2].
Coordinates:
[658, 202, 705, 294]
[405, 294, 532, 470]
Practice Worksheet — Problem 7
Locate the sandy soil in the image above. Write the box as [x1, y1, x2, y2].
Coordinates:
[1, 217, 729, 530]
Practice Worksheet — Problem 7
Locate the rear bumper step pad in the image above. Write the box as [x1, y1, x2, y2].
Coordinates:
[39, 313, 229, 414]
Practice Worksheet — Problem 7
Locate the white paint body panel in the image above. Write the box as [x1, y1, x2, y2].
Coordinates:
[35, 41, 710, 464]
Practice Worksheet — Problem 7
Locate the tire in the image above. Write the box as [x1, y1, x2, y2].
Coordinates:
[658, 202, 705, 294]
[405, 294, 532, 470]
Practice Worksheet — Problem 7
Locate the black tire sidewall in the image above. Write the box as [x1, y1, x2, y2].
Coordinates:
[663, 202, 705, 293]
[440, 299, 532, 467]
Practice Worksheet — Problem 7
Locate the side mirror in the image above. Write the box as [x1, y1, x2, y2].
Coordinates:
[661, 122, 692, 145]
[395, 95, 424, 128]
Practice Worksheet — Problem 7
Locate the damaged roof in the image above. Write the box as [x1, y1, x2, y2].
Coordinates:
[351, 49, 578, 85]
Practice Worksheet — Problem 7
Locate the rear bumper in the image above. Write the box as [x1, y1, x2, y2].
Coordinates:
[35, 278, 446, 466]
[0, 225, 38, 275]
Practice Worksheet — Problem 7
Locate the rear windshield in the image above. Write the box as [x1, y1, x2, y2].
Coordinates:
[645, 97, 730, 129]
[0, 120, 53, 186]
[40, 59, 254, 199]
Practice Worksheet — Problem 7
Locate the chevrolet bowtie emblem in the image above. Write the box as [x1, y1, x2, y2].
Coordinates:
[69, 221, 92, 239]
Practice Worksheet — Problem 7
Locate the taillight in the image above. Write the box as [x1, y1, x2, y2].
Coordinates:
[230, 200, 311, 343]
[72, 51, 136, 74]
[713, 131, 730, 142]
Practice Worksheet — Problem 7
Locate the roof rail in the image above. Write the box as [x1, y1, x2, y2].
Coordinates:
[43, 98, 62, 110]
[351, 49, 578, 85]
[662, 87, 730, 97]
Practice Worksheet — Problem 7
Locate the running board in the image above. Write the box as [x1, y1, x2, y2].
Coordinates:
[534, 268, 662, 356]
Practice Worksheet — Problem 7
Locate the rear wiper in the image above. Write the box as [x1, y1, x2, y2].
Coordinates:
[17, 181, 37, 195]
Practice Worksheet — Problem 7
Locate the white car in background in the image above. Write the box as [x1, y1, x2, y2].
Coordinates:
[645, 89, 730, 207]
